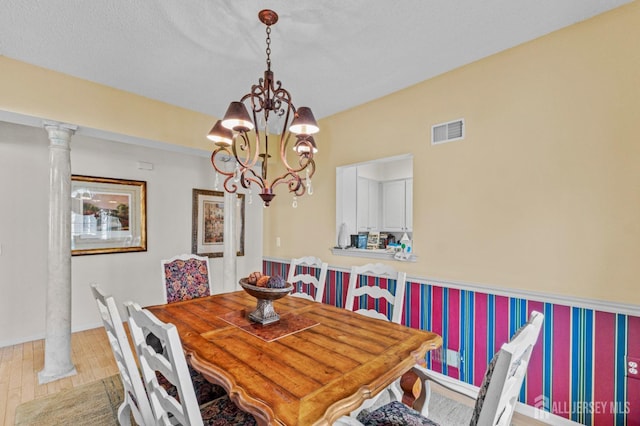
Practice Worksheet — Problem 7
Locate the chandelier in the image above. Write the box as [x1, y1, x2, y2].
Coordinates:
[207, 9, 320, 207]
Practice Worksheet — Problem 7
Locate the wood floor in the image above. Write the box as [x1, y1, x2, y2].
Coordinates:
[0, 328, 117, 426]
[0, 327, 545, 426]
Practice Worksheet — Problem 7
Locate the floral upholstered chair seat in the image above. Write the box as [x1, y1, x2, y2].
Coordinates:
[146, 329, 226, 407]
[127, 302, 256, 425]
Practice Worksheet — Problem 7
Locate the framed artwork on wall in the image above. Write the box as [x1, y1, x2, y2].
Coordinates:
[71, 175, 147, 256]
[191, 189, 245, 258]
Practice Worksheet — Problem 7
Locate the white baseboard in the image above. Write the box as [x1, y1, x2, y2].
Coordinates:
[0, 321, 103, 349]
[516, 402, 581, 425]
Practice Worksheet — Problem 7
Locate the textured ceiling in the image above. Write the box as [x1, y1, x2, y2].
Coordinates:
[0, 0, 633, 120]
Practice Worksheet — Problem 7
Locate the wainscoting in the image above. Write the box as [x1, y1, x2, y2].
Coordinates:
[264, 258, 639, 426]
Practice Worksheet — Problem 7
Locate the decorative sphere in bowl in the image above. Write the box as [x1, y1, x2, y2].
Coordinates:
[239, 278, 293, 300]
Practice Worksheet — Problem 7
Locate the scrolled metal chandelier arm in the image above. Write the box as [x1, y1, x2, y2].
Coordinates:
[210, 148, 239, 194]
[270, 155, 316, 197]
[233, 129, 258, 172]
[210, 129, 263, 191]
[209, 146, 254, 194]
[268, 132, 315, 190]
[279, 132, 316, 174]
[206, 9, 320, 207]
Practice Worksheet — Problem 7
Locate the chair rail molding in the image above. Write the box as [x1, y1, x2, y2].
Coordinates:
[263, 256, 639, 316]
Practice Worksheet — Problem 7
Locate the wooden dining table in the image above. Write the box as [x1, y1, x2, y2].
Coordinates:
[146, 290, 442, 426]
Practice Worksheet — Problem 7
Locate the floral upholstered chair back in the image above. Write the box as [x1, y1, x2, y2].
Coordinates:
[161, 254, 212, 304]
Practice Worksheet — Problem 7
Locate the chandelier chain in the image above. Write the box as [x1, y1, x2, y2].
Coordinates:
[265, 26, 272, 70]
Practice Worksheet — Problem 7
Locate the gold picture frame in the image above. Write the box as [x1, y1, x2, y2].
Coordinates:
[71, 175, 147, 256]
[191, 189, 245, 258]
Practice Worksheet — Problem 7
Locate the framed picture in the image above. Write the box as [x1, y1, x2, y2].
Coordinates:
[71, 175, 147, 256]
[192, 189, 245, 258]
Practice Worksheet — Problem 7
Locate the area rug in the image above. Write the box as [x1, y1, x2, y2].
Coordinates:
[15, 375, 123, 426]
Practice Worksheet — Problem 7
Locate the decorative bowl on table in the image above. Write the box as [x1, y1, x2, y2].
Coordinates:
[239, 277, 293, 325]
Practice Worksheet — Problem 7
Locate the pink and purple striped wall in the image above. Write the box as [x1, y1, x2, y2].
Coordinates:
[264, 259, 640, 425]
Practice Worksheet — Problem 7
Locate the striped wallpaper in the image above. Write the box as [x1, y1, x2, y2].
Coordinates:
[264, 259, 640, 426]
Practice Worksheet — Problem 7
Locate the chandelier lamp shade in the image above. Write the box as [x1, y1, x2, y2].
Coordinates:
[207, 9, 320, 207]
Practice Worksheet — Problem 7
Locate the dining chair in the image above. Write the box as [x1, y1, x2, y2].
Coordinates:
[337, 311, 544, 426]
[125, 301, 257, 426]
[92, 286, 223, 421]
[91, 284, 155, 426]
[286, 255, 329, 302]
[161, 253, 212, 303]
[344, 262, 407, 324]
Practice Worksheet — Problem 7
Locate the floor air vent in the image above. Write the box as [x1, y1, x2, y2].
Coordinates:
[432, 118, 464, 145]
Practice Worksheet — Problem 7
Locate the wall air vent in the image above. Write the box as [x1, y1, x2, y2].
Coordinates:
[431, 118, 465, 145]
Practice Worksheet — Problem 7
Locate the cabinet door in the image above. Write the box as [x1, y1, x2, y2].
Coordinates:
[357, 177, 370, 232]
[382, 180, 406, 231]
[405, 179, 413, 231]
[368, 180, 380, 230]
[358, 178, 381, 232]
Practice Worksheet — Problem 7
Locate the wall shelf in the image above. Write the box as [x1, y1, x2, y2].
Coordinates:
[330, 247, 416, 262]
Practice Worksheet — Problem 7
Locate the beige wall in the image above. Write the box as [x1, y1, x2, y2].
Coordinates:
[1, 1, 639, 305]
[264, 1, 640, 305]
[0, 56, 215, 150]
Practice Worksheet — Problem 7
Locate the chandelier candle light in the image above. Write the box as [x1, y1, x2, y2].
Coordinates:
[207, 9, 320, 207]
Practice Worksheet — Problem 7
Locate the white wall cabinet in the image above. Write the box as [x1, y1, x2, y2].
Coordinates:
[336, 156, 413, 253]
[337, 166, 358, 237]
[382, 179, 412, 232]
[357, 177, 380, 232]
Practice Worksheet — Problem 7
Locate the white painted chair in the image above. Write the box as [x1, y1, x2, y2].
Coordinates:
[337, 311, 544, 426]
[125, 301, 256, 426]
[344, 263, 407, 324]
[160, 254, 212, 304]
[286, 256, 328, 302]
[90, 284, 155, 426]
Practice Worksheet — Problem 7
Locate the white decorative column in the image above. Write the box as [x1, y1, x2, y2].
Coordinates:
[38, 122, 78, 384]
[222, 191, 237, 293]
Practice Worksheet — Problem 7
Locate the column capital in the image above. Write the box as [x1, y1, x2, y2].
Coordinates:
[42, 120, 78, 131]
[43, 121, 78, 147]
